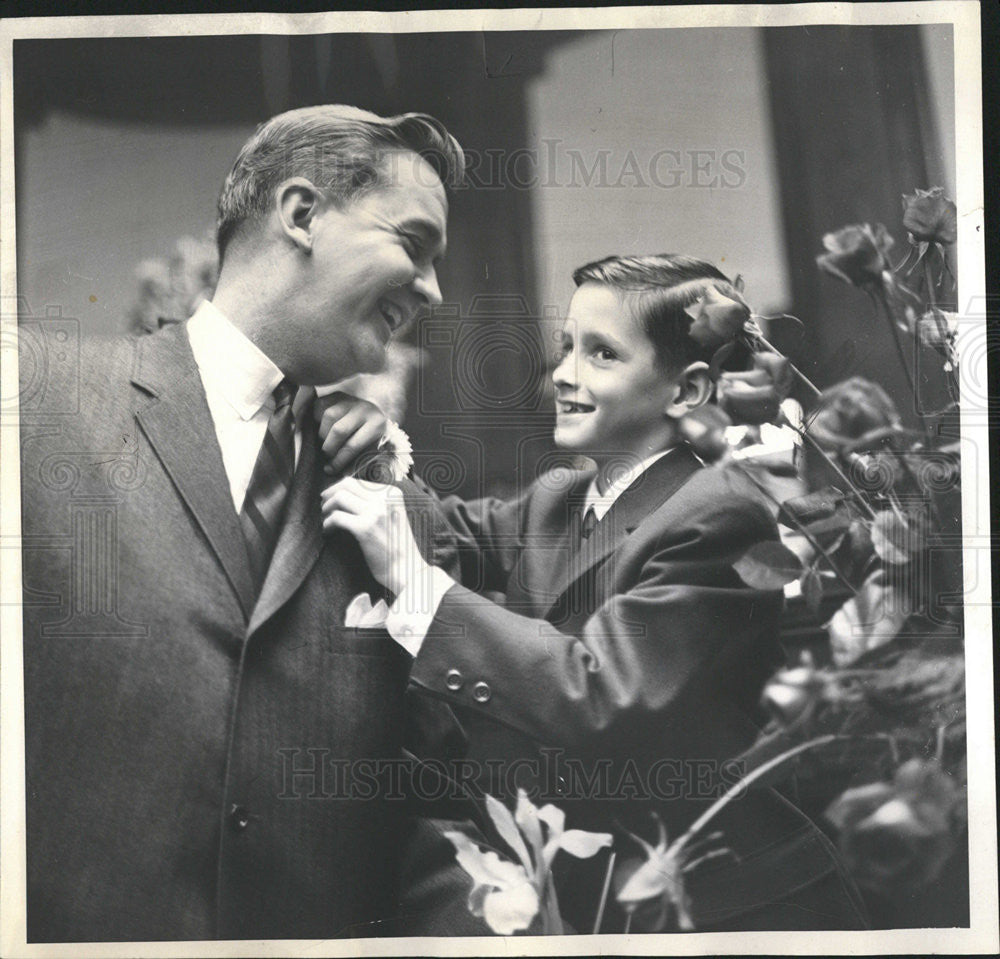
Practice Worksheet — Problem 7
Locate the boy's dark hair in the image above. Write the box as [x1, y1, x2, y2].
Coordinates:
[572, 253, 751, 372]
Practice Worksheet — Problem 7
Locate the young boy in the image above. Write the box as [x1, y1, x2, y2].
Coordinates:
[321, 254, 867, 932]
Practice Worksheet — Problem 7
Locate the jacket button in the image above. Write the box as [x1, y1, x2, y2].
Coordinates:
[229, 804, 250, 830]
[472, 681, 492, 703]
[445, 669, 463, 691]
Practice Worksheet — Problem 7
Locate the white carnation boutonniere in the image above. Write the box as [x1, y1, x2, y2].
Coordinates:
[354, 419, 414, 483]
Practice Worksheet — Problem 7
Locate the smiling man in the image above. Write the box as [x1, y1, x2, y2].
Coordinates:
[19, 105, 478, 942]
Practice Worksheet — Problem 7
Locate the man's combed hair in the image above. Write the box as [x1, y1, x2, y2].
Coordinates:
[572, 253, 751, 371]
[216, 104, 465, 261]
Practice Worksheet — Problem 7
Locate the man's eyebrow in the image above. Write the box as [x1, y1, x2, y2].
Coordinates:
[399, 216, 445, 249]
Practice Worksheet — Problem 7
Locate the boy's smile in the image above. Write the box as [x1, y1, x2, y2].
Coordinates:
[552, 282, 683, 464]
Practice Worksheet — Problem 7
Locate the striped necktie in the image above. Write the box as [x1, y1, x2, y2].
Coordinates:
[240, 379, 297, 593]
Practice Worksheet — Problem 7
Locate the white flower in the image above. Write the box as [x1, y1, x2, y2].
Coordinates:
[443, 830, 540, 935]
[444, 790, 612, 935]
[351, 419, 414, 483]
[376, 419, 414, 481]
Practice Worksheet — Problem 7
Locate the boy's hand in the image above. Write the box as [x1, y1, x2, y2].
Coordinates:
[315, 392, 388, 476]
[321, 477, 430, 596]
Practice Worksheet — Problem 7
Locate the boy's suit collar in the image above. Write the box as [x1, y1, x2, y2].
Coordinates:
[543, 445, 703, 619]
[584, 445, 702, 535]
[582, 446, 689, 526]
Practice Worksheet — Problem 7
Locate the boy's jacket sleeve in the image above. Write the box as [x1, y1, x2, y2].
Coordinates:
[407, 463, 784, 762]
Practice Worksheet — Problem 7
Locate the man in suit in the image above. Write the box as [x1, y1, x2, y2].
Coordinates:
[322, 254, 869, 932]
[19, 105, 475, 942]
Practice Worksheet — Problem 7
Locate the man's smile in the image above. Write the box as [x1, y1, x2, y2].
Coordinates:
[378, 297, 408, 334]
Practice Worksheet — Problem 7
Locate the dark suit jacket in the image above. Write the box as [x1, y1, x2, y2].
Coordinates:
[412, 448, 784, 777]
[405, 449, 865, 929]
[19, 323, 431, 942]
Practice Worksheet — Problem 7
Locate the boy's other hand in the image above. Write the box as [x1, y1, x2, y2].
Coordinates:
[315, 392, 388, 476]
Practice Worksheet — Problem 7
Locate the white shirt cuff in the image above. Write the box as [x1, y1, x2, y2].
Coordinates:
[385, 566, 456, 657]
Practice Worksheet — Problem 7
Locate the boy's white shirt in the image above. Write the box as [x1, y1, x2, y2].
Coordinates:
[384, 448, 675, 657]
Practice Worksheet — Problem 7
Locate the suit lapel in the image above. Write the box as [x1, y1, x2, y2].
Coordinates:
[544, 446, 703, 619]
[509, 470, 591, 611]
[247, 408, 324, 636]
[132, 325, 257, 619]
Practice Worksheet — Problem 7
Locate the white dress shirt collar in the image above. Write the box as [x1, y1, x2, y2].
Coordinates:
[584, 448, 675, 522]
[186, 299, 285, 419]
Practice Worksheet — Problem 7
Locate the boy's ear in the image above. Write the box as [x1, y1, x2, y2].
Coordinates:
[665, 361, 712, 419]
[275, 178, 324, 253]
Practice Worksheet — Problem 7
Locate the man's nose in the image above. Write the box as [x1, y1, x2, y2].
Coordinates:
[413, 264, 442, 307]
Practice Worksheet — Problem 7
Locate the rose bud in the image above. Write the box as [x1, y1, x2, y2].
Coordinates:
[816, 223, 894, 288]
[716, 352, 792, 425]
[684, 286, 751, 351]
[917, 308, 959, 350]
[901, 186, 957, 245]
[761, 664, 825, 725]
[825, 759, 962, 893]
[807, 377, 902, 452]
[678, 404, 733, 463]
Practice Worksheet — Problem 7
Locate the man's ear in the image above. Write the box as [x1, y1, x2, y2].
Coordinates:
[665, 361, 712, 419]
[275, 178, 324, 253]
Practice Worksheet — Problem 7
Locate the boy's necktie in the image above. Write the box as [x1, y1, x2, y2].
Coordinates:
[240, 379, 297, 592]
[580, 505, 598, 540]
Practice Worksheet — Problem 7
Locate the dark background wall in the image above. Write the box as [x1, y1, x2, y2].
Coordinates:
[13, 26, 954, 498]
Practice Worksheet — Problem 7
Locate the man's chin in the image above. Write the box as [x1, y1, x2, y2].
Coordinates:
[345, 347, 390, 379]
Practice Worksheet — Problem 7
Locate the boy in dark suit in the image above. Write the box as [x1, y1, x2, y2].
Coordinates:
[322, 254, 868, 931]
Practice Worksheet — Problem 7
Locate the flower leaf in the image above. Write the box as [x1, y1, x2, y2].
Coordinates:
[484, 794, 534, 874]
[514, 790, 545, 872]
[536, 804, 565, 837]
[871, 510, 922, 566]
[801, 567, 824, 615]
[616, 856, 676, 905]
[826, 571, 908, 666]
[554, 829, 613, 860]
[733, 541, 804, 590]
[777, 487, 847, 529]
[444, 830, 528, 889]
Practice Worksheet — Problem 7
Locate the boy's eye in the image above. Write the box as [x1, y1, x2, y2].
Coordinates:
[593, 346, 618, 362]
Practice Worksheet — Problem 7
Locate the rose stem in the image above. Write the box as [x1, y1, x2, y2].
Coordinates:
[923, 253, 961, 403]
[592, 851, 616, 935]
[777, 413, 878, 521]
[734, 462, 858, 595]
[754, 333, 823, 401]
[874, 288, 937, 450]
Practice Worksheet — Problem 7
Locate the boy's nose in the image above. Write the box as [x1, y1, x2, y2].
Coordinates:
[552, 354, 576, 389]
